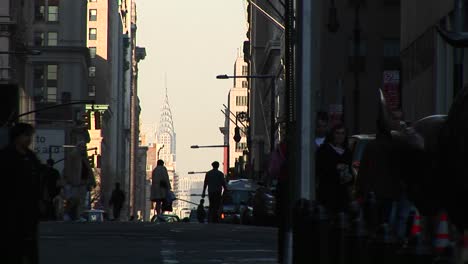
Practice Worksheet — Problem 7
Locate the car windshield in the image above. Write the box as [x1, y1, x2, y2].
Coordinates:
[223, 190, 252, 205]
[354, 139, 371, 161]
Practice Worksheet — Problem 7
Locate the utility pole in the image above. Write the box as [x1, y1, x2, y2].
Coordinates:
[353, 2, 361, 134]
[454, 0, 465, 98]
[297, 0, 316, 201]
[283, 0, 295, 262]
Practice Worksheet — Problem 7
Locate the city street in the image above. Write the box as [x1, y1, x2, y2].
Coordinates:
[39, 222, 277, 264]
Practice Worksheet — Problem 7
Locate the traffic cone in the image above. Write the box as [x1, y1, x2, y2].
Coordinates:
[410, 208, 422, 238]
[433, 212, 450, 254]
[408, 207, 431, 255]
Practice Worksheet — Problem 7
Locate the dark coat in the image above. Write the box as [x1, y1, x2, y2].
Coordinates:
[316, 143, 352, 213]
[356, 137, 400, 200]
[109, 189, 125, 207]
[0, 144, 42, 244]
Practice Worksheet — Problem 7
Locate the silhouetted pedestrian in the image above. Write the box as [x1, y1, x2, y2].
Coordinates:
[40, 158, 61, 220]
[315, 112, 329, 147]
[316, 124, 353, 217]
[1, 123, 41, 264]
[197, 199, 206, 223]
[202, 161, 228, 223]
[150, 159, 171, 218]
[109, 182, 125, 221]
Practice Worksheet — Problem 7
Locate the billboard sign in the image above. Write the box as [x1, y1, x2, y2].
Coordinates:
[383, 71, 401, 111]
[34, 129, 66, 174]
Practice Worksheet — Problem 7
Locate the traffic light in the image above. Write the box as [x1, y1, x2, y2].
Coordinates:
[233, 126, 241, 143]
[83, 111, 91, 130]
[88, 155, 95, 167]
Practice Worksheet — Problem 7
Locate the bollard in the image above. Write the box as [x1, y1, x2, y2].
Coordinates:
[292, 199, 315, 264]
[345, 205, 370, 264]
[314, 204, 331, 264]
[327, 211, 348, 264]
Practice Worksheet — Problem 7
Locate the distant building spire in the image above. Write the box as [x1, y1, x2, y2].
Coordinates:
[157, 76, 176, 165]
[165, 72, 168, 99]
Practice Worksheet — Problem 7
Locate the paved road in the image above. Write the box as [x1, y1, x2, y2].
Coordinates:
[39, 222, 278, 264]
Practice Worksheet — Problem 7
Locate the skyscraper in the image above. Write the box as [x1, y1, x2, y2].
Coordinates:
[156, 86, 178, 209]
[157, 87, 176, 167]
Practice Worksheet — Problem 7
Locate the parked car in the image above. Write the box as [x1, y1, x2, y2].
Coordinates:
[220, 179, 257, 224]
[348, 134, 375, 178]
[348, 134, 375, 199]
[252, 185, 277, 226]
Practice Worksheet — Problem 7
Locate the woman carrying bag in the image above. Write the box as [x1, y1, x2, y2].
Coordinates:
[150, 160, 172, 218]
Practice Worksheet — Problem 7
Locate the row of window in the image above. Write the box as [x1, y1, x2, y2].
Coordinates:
[34, 31, 58, 46]
[33, 64, 58, 103]
[35, 0, 59, 22]
[235, 96, 248, 106]
[33, 63, 97, 102]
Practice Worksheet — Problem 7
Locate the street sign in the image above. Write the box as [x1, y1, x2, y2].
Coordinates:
[34, 129, 65, 174]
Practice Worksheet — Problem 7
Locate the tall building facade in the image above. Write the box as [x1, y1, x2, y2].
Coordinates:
[246, 0, 284, 182]
[221, 51, 249, 178]
[0, 0, 145, 219]
[0, 0, 94, 213]
[401, 0, 468, 120]
[85, 0, 111, 212]
[0, 0, 31, 130]
[177, 174, 205, 218]
[318, 0, 401, 133]
[28, 0, 93, 208]
[245, 0, 400, 183]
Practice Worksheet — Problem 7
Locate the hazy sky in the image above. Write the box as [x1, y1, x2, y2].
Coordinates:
[137, 1, 247, 176]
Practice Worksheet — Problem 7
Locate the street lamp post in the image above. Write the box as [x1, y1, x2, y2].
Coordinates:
[190, 144, 229, 176]
[188, 171, 208, 174]
[157, 144, 165, 160]
[216, 74, 277, 156]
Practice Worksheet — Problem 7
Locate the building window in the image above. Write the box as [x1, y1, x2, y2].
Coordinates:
[47, 32, 58, 46]
[34, 32, 44, 46]
[48, 1, 59, 22]
[88, 85, 96, 97]
[384, 39, 400, 57]
[242, 65, 248, 76]
[236, 96, 248, 106]
[89, 28, 97, 40]
[89, 9, 97, 21]
[89, 47, 96, 59]
[34, 64, 58, 103]
[35, 0, 45, 21]
[35, 0, 60, 22]
[242, 81, 248, 88]
[89, 66, 96, 77]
